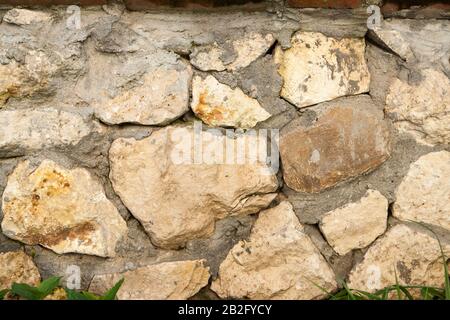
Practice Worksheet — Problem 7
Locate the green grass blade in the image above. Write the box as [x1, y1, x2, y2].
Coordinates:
[65, 288, 90, 300]
[398, 286, 414, 300]
[10, 283, 43, 300]
[82, 291, 101, 300]
[341, 281, 357, 300]
[0, 289, 9, 300]
[394, 267, 403, 300]
[102, 278, 124, 300]
[38, 276, 61, 297]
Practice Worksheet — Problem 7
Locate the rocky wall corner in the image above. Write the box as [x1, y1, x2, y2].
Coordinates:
[0, 1, 449, 300]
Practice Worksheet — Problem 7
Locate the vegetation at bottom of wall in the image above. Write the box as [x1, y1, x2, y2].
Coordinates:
[0, 277, 124, 300]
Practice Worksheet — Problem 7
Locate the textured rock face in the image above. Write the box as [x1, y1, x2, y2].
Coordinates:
[275, 31, 370, 108]
[190, 32, 275, 72]
[385, 68, 450, 146]
[0, 251, 40, 290]
[3, 9, 52, 26]
[89, 260, 210, 300]
[392, 151, 450, 232]
[191, 75, 271, 128]
[0, 108, 93, 157]
[76, 50, 192, 125]
[280, 96, 391, 193]
[109, 125, 278, 249]
[348, 224, 450, 292]
[1, 160, 127, 257]
[319, 190, 388, 255]
[211, 201, 337, 299]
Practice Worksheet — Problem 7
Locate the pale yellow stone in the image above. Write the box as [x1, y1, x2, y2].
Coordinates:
[1, 160, 127, 257]
[89, 260, 210, 300]
[211, 201, 337, 299]
[0, 251, 40, 291]
[3, 9, 51, 25]
[319, 190, 388, 255]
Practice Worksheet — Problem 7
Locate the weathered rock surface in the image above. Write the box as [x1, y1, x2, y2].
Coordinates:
[191, 75, 270, 128]
[211, 201, 337, 299]
[275, 31, 370, 108]
[0, 251, 40, 290]
[319, 190, 388, 255]
[109, 125, 278, 249]
[3, 9, 52, 26]
[385, 68, 450, 146]
[76, 50, 192, 125]
[280, 96, 391, 193]
[1, 160, 127, 257]
[392, 151, 450, 232]
[190, 32, 275, 72]
[0, 108, 93, 157]
[89, 260, 210, 300]
[348, 224, 450, 292]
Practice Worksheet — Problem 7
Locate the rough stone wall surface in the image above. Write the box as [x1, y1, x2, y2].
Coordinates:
[0, 3, 449, 300]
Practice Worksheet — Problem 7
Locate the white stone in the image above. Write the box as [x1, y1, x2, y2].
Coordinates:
[211, 201, 337, 299]
[319, 190, 388, 255]
[1, 160, 127, 257]
[109, 125, 278, 249]
[393, 151, 450, 231]
[191, 75, 270, 128]
[275, 31, 370, 108]
[3, 9, 52, 25]
[385, 68, 450, 146]
[89, 260, 210, 300]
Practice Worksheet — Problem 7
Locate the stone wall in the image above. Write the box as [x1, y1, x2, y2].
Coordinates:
[0, 1, 449, 300]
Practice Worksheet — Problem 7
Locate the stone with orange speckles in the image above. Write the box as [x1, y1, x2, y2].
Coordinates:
[1, 160, 127, 257]
[0, 251, 41, 292]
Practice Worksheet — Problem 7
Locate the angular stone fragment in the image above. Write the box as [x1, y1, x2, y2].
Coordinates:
[191, 75, 270, 128]
[0, 108, 93, 157]
[76, 50, 192, 125]
[3, 9, 52, 25]
[319, 190, 388, 255]
[393, 151, 450, 231]
[190, 33, 275, 72]
[385, 69, 450, 146]
[0, 251, 40, 290]
[109, 125, 278, 249]
[280, 96, 391, 193]
[348, 224, 450, 292]
[1, 160, 127, 257]
[275, 31, 370, 108]
[89, 260, 210, 300]
[211, 201, 337, 299]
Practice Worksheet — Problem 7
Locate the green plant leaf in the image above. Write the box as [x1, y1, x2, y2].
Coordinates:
[81, 291, 101, 300]
[0, 289, 9, 300]
[65, 288, 89, 300]
[38, 276, 61, 297]
[10, 283, 44, 300]
[102, 278, 124, 300]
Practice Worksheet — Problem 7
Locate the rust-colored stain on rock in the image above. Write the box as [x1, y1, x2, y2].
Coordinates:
[195, 92, 226, 125]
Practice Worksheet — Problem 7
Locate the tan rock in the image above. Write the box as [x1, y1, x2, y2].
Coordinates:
[275, 31, 370, 108]
[0, 251, 40, 290]
[0, 108, 92, 156]
[319, 190, 388, 255]
[348, 224, 450, 292]
[1, 160, 127, 257]
[3, 9, 52, 25]
[393, 151, 450, 232]
[191, 75, 270, 128]
[190, 33, 275, 72]
[211, 201, 337, 299]
[280, 96, 391, 193]
[385, 69, 450, 146]
[109, 125, 278, 249]
[89, 260, 210, 300]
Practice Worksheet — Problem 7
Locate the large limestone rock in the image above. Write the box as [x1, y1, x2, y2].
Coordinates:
[392, 151, 450, 232]
[385, 68, 450, 146]
[348, 224, 450, 292]
[211, 201, 337, 299]
[0, 108, 93, 157]
[275, 31, 370, 108]
[76, 50, 192, 125]
[3, 9, 52, 25]
[191, 75, 270, 128]
[1, 160, 127, 257]
[109, 125, 278, 249]
[89, 260, 210, 300]
[190, 32, 275, 72]
[0, 251, 40, 290]
[319, 190, 388, 255]
[280, 96, 391, 193]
